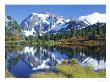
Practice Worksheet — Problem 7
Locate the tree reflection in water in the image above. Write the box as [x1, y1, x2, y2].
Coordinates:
[5, 45, 106, 77]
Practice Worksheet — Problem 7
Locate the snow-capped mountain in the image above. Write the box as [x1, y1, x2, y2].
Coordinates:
[78, 12, 106, 25]
[21, 12, 70, 36]
[20, 12, 106, 36]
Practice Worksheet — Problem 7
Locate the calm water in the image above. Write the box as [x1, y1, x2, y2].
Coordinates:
[5, 45, 106, 78]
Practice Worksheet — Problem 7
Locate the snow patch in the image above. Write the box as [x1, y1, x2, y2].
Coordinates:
[78, 12, 106, 25]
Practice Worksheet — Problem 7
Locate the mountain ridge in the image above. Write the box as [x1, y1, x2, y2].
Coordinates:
[11, 12, 106, 36]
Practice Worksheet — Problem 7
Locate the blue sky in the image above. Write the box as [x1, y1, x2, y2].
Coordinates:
[5, 5, 106, 24]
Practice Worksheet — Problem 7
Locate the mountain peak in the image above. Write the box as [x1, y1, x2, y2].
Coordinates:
[20, 12, 105, 36]
[78, 12, 106, 25]
[21, 12, 69, 36]
[31, 13, 37, 15]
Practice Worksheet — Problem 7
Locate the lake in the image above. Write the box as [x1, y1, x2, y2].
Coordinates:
[5, 45, 106, 78]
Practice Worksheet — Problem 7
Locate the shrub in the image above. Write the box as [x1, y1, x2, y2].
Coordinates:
[70, 58, 77, 64]
[61, 60, 67, 64]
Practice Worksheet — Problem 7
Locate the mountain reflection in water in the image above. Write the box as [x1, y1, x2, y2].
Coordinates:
[5, 45, 106, 78]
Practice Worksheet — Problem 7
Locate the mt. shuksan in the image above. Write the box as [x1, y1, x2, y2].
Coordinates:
[20, 12, 105, 36]
[21, 12, 70, 36]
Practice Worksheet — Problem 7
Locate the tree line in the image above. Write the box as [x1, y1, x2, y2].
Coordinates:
[5, 16, 106, 43]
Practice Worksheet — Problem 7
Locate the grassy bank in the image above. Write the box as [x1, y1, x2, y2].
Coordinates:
[38, 38, 105, 47]
[31, 59, 106, 78]
[53, 38, 105, 47]
[5, 70, 13, 78]
[5, 36, 105, 47]
[56, 65, 106, 78]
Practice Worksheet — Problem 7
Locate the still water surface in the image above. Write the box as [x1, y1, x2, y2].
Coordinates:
[5, 45, 106, 78]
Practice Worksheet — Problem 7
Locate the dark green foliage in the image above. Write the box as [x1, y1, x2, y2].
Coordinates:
[5, 16, 23, 42]
[40, 22, 106, 42]
[5, 16, 106, 47]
